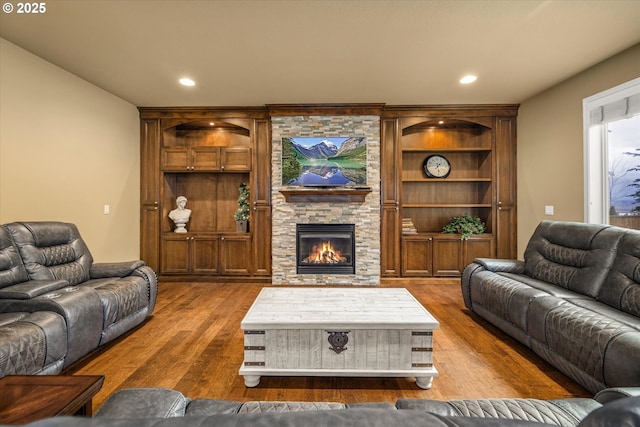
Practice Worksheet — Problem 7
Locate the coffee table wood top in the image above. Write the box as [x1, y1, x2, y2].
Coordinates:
[0, 375, 104, 424]
[241, 287, 439, 330]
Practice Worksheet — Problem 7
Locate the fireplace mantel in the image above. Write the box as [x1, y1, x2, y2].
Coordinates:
[280, 187, 372, 203]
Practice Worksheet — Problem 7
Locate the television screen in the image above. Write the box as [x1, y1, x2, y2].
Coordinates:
[281, 137, 367, 186]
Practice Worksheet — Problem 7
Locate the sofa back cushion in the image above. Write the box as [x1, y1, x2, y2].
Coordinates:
[5, 222, 93, 285]
[524, 221, 623, 298]
[0, 225, 30, 288]
[599, 228, 640, 317]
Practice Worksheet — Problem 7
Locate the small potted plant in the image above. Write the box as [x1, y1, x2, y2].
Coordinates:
[442, 214, 485, 240]
[234, 182, 250, 232]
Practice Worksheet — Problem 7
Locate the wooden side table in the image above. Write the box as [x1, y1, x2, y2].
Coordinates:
[0, 375, 104, 424]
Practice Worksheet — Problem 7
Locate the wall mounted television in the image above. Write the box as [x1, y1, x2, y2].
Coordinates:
[281, 136, 367, 187]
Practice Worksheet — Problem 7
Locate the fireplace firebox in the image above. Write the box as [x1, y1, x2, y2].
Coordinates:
[296, 224, 355, 274]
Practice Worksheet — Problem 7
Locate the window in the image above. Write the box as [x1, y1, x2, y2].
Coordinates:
[584, 78, 640, 228]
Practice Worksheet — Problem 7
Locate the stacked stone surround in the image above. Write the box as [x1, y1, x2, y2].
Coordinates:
[271, 115, 381, 285]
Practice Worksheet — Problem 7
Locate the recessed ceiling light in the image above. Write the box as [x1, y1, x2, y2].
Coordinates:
[460, 75, 477, 84]
[179, 78, 195, 87]
[209, 122, 215, 126]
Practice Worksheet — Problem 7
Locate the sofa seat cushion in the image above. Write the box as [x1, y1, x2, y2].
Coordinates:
[529, 300, 639, 385]
[0, 311, 66, 376]
[237, 401, 345, 413]
[82, 277, 149, 325]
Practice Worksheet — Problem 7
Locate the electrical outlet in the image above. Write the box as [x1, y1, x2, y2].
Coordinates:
[104, 204, 110, 215]
[545, 205, 554, 215]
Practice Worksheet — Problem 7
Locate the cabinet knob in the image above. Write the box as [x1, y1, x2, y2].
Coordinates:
[221, 237, 225, 241]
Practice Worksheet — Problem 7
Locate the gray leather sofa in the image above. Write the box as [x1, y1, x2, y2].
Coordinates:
[0, 221, 158, 377]
[462, 220, 640, 394]
[10, 386, 640, 427]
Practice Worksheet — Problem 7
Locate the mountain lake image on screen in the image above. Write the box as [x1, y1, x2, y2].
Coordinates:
[281, 136, 367, 186]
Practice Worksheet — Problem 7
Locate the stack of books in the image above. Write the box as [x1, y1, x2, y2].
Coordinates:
[402, 218, 417, 234]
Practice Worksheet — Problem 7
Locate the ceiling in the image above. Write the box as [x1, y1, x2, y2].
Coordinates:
[1, 0, 639, 107]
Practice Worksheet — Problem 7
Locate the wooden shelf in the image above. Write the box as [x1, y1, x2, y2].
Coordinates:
[402, 147, 491, 153]
[403, 203, 492, 208]
[402, 178, 492, 182]
[280, 187, 372, 203]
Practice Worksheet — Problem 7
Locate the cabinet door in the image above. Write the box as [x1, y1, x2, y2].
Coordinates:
[161, 148, 190, 171]
[382, 205, 401, 276]
[495, 116, 517, 258]
[141, 119, 161, 271]
[192, 147, 221, 171]
[192, 236, 220, 274]
[252, 205, 271, 276]
[221, 147, 251, 171]
[161, 235, 190, 274]
[401, 236, 432, 276]
[432, 237, 462, 276]
[462, 236, 495, 269]
[220, 235, 251, 275]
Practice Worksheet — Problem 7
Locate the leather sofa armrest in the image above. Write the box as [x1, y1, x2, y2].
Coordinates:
[593, 387, 640, 404]
[474, 258, 525, 274]
[90, 260, 145, 278]
[0, 279, 69, 300]
[95, 388, 190, 418]
[577, 396, 640, 427]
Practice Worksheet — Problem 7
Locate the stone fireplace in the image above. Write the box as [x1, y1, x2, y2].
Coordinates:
[271, 115, 381, 285]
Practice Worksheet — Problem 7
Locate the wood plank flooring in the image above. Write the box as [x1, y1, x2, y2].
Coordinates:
[65, 281, 589, 412]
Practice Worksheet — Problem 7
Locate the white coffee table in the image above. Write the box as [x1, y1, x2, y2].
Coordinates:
[239, 287, 439, 389]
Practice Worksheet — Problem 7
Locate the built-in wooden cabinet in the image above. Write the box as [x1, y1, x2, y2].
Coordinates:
[139, 108, 271, 282]
[140, 104, 514, 282]
[382, 105, 518, 278]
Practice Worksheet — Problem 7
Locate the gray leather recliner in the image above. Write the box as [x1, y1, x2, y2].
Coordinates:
[0, 221, 157, 373]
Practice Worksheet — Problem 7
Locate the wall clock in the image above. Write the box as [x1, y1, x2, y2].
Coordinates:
[423, 154, 451, 178]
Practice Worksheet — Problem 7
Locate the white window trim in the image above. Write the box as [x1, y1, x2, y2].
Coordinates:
[583, 77, 640, 224]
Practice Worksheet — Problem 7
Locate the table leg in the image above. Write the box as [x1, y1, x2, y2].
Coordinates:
[415, 376, 433, 389]
[244, 375, 261, 387]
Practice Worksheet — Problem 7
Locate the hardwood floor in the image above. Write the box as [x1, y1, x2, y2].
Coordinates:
[65, 281, 589, 412]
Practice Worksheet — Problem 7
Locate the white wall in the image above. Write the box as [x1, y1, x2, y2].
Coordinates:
[517, 43, 640, 257]
[0, 38, 141, 261]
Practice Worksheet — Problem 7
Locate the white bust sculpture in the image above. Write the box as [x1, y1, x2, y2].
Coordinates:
[168, 196, 191, 233]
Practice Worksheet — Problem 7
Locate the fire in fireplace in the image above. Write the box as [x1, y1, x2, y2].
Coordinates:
[296, 224, 355, 274]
